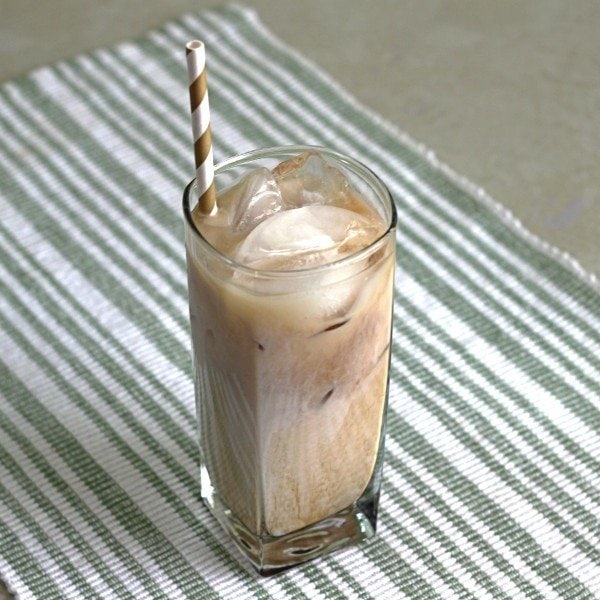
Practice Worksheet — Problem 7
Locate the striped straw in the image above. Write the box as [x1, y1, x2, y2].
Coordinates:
[186, 40, 217, 214]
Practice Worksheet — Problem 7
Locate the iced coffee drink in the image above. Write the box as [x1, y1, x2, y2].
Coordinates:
[183, 147, 396, 573]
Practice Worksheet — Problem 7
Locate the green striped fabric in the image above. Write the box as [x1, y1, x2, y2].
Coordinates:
[1, 5, 599, 599]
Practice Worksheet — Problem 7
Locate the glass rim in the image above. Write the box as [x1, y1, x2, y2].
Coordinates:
[182, 145, 397, 278]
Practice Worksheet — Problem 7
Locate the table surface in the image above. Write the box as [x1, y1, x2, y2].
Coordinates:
[2, 0, 598, 280]
[0, 1, 598, 597]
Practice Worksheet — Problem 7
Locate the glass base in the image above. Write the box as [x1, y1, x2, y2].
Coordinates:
[200, 464, 380, 575]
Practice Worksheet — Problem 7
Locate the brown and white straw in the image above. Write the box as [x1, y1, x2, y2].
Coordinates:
[186, 40, 217, 214]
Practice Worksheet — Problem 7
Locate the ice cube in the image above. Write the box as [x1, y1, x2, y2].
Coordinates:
[273, 151, 355, 210]
[234, 205, 382, 270]
[221, 167, 284, 234]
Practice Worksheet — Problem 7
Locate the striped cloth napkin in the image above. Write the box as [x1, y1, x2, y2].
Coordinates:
[1, 5, 598, 599]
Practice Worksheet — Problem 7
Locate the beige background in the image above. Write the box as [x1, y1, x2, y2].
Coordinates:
[2, 0, 598, 278]
[0, 0, 598, 596]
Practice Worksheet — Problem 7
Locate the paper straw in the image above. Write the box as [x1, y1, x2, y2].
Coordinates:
[186, 40, 217, 214]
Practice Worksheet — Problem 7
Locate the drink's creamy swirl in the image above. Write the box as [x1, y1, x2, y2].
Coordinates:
[186, 151, 395, 536]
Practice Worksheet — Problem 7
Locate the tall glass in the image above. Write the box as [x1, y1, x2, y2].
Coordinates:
[183, 146, 397, 574]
